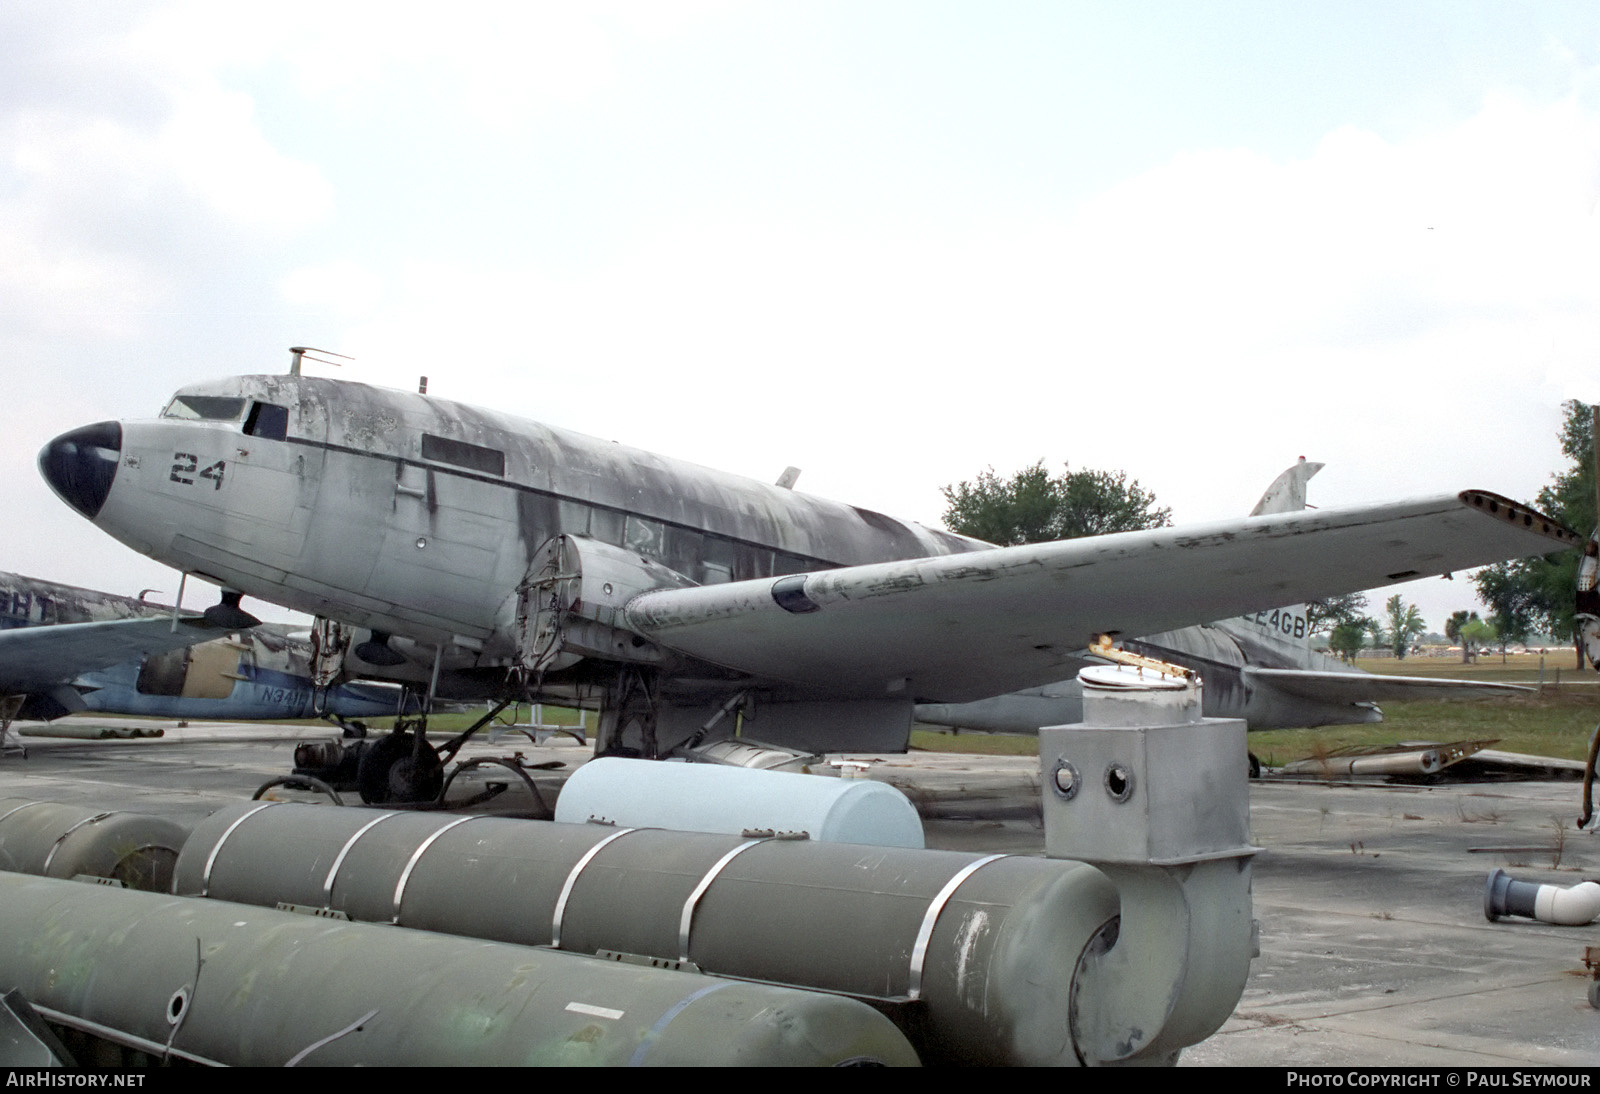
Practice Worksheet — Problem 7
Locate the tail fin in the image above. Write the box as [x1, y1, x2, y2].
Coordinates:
[1234, 459, 1324, 648]
[1250, 457, 1325, 516]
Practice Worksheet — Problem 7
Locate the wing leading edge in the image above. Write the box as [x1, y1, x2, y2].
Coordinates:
[624, 490, 1576, 704]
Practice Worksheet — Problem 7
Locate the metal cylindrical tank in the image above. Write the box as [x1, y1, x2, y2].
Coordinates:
[0, 871, 919, 1067]
[0, 798, 187, 891]
[553, 756, 925, 847]
[174, 801, 1120, 1066]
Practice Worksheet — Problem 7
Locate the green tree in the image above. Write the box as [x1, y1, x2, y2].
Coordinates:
[1460, 617, 1497, 663]
[1474, 562, 1537, 657]
[1307, 593, 1369, 635]
[1473, 400, 1592, 657]
[1384, 594, 1426, 659]
[941, 460, 1172, 545]
[1445, 609, 1478, 663]
[1327, 617, 1372, 662]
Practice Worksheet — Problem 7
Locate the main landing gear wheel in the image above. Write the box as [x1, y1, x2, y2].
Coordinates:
[358, 732, 443, 805]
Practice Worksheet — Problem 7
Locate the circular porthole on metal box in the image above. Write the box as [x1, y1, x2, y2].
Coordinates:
[1103, 762, 1135, 803]
[1051, 759, 1080, 801]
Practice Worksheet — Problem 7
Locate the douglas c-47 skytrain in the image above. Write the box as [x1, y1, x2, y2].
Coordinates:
[38, 361, 1580, 802]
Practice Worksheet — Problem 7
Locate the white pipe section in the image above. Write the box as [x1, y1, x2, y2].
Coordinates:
[1534, 880, 1600, 926]
[1485, 868, 1600, 926]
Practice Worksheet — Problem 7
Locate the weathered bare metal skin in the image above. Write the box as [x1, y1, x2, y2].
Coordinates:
[178, 374, 983, 602]
[619, 494, 1575, 702]
[912, 460, 1543, 732]
[0, 571, 168, 628]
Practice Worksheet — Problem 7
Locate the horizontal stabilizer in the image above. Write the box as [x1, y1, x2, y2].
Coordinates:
[1245, 667, 1532, 704]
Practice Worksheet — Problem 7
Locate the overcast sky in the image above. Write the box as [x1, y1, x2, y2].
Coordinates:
[5, 1, 1599, 631]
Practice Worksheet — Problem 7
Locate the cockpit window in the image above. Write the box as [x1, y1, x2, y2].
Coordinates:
[244, 402, 289, 441]
[161, 396, 248, 422]
[421, 434, 505, 476]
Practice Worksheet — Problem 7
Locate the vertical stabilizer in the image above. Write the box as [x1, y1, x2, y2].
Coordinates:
[1232, 459, 1324, 650]
[1250, 457, 1325, 516]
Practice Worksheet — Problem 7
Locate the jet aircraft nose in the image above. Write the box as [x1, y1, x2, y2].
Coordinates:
[39, 421, 122, 520]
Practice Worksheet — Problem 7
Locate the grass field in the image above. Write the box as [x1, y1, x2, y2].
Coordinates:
[916, 652, 1600, 763]
[357, 654, 1600, 764]
[1246, 651, 1599, 765]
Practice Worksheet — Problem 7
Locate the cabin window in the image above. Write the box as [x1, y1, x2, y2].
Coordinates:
[664, 527, 702, 574]
[624, 515, 665, 557]
[244, 402, 289, 441]
[590, 509, 624, 546]
[772, 553, 812, 576]
[737, 546, 774, 581]
[421, 434, 505, 477]
[557, 501, 591, 537]
[161, 396, 247, 422]
[696, 537, 731, 584]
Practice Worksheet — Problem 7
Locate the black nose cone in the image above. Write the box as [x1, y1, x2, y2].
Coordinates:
[39, 421, 122, 519]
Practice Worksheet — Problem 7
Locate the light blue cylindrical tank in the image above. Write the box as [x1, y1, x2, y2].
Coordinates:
[553, 757, 924, 848]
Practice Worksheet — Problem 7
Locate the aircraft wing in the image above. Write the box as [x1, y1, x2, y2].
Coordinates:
[0, 617, 231, 693]
[625, 490, 1576, 704]
[1245, 667, 1533, 703]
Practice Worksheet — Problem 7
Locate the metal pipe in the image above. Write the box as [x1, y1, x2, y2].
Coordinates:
[0, 798, 187, 892]
[172, 802, 1118, 1066]
[169, 571, 187, 632]
[0, 871, 920, 1067]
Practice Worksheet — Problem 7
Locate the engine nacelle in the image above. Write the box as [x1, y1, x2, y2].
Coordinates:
[134, 637, 246, 699]
[516, 534, 698, 673]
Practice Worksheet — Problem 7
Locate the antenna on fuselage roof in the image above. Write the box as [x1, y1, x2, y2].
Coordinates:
[287, 346, 354, 376]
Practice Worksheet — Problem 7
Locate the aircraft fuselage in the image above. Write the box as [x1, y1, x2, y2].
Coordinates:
[42, 375, 987, 697]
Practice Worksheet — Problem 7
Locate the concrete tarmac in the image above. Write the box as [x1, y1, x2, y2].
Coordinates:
[4, 717, 1598, 1067]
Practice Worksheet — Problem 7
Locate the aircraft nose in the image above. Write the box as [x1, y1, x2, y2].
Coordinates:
[39, 421, 122, 519]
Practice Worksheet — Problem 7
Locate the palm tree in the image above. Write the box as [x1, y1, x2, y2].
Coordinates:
[1385, 595, 1426, 660]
